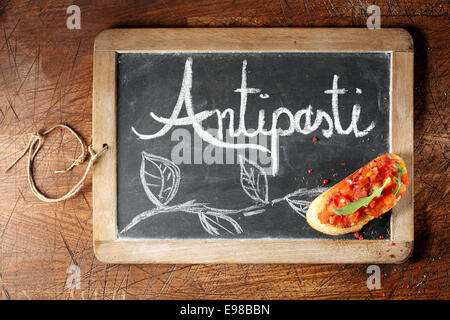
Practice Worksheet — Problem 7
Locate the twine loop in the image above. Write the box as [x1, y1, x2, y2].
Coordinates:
[32, 131, 43, 139]
[5, 124, 108, 203]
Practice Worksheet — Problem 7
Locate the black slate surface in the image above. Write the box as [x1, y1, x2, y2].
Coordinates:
[116, 52, 391, 239]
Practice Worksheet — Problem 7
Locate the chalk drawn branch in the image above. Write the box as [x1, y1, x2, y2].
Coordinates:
[238, 155, 269, 204]
[119, 152, 327, 236]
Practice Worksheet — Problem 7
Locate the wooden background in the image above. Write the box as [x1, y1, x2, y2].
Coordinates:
[0, 0, 448, 300]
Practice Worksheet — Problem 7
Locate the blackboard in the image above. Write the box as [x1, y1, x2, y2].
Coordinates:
[116, 52, 391, 239]
[92, 28, 414, 263]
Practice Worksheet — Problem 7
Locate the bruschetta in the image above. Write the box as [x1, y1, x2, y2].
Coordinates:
[306, 153, 408, 236]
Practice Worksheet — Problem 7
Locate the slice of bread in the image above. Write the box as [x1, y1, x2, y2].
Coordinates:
[306, 153, 406, 236]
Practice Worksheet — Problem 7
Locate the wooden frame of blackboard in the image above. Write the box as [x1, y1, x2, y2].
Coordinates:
[92, 28, 414, 264]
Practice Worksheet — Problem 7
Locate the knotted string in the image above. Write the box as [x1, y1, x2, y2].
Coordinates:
[5, 124, 108, 203]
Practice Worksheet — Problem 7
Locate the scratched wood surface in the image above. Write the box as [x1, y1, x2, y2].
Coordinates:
[0, 0, 448, 300]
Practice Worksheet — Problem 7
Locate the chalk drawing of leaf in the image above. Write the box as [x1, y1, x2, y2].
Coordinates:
[238, 155, 269, 204]
[197, 211, 243, 236]
[286, 198, 311, 218]
[284, 187, 327, 218]
[140, 151, 180, 207]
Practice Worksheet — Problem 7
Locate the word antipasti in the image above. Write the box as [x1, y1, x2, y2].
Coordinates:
[132, 58, 375, 175]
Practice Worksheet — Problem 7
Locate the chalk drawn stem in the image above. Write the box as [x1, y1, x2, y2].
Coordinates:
[271, 187, 328, 204]
[120, 201, 265, 236]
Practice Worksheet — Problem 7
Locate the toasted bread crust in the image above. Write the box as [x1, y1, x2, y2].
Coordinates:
[306, 153, 406, 236]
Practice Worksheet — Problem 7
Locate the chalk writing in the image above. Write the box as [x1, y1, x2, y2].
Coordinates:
[131, 57, 375, 175]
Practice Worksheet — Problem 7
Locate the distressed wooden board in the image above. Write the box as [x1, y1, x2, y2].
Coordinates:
[0, 0, 447, 299]
[92, 28, 413, 264]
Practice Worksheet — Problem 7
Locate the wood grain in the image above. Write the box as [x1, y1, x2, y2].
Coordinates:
[94, 27, 413, 52]
[0, 0, 448, 299]
[390, 51, 414, 242]
[92, 50, 116, 242]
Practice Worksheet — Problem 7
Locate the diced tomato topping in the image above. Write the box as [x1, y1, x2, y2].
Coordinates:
[401, 172, 408, 184]
[347, 211, 361, 224]
[317, 154, 408, 228]
[354, 189, 368, 199]
[357, 176, 370, 188]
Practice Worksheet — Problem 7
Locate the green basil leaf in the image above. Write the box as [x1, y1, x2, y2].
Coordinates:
[392, 163, 405, 196]
[333, 177, 391, 216]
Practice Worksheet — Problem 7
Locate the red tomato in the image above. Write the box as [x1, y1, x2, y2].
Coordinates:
[401, 171, 409, 184]
[354, 188, 368, 199]
[347, 211, 361, 224]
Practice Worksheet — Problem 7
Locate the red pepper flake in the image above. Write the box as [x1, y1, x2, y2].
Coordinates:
[381, 292, 386, 297]
[389, 254, 394, 258]
[416, 265, 422, 271]
[386, 234, 390, 237]
[381, 274, 385, 278]
[354, 232, 359, 239]
[379, 235, 384, 239]
[331, 168, 335, 172]
[404, 284, 410, 289]
[391, 242, 396, 246]
[313, 137, 318, 142]
[386, 250, 390, 252]
[340, 162, 346, 166]
[59, 128, 63, 133]
[82, 184, 86, 188]
[323, 179, 329, 185]
[358, 235, 363, 240]
[308, 169, 312, 174]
